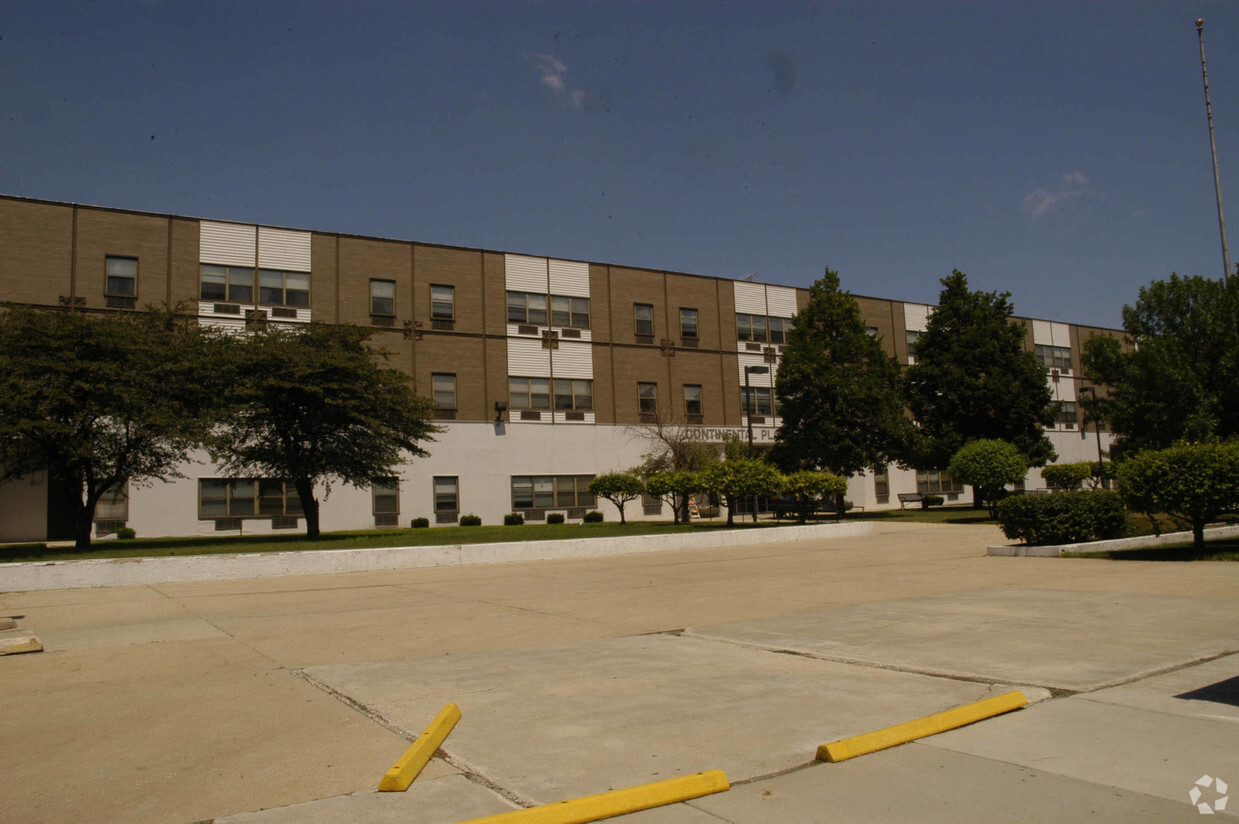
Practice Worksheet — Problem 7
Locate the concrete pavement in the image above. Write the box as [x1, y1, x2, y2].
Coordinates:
[1, 521, 1236, 823]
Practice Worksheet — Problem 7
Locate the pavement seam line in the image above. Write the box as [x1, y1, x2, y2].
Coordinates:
[293, 670, 539, 809]
[1067, 647, 1239, 695]
[678, 629, 1069, 694]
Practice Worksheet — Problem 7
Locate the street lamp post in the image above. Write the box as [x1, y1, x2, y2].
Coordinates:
[1197, 18, 1233, 282]
[744, 365, 770, 451]
[1079, 386, 1106, 489]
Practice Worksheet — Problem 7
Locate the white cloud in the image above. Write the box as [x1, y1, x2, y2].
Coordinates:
[1021, 170, 1099, 217]
[529, 54, 586, 108]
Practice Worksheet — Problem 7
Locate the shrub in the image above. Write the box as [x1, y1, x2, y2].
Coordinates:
[1116, 441, 1239, 550]
[583, 510, 604, 523]
[547, 512, 565, 524]
[116, 526, 136, 540]
[410, 517, 429, 529]
[996, 490, 1127, 545]
[921, 494, 945, 508]
[1041, 462, 1096, 491]
[459, 514, 482, 526]
[503, 512, 524, 526]
[946, 439, 1028, 516]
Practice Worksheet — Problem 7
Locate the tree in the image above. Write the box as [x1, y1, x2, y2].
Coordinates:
[1081, 274, 1239, 456]
[774, 269, 911, 480]
[209, 323, 438, 539]
[0, 306, 220, 549]
[644, 471, 700, 524]
[588, 472, 645, 525]
[903, 271, 1057, 480]
[781, 470, 848, 523]
[1116, 441, 1239, 551]
[946, 439, 1028, 517]
[698, 458, 783, 527]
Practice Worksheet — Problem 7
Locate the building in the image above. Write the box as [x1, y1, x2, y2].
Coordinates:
[0, 195, 1120, 542]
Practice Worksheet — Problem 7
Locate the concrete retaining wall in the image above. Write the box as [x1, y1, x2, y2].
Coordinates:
[988, 523, 1239, 557]
[0, 521, 874, 592]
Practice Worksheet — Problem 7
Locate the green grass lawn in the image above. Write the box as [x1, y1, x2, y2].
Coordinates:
[1063, 537, 1239, 562]
[0, 504, 994, 565]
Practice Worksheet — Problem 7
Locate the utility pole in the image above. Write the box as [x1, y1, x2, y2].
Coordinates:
[1197, 18, 1233, 282]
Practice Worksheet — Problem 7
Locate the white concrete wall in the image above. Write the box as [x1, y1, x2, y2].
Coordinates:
[0, 474, 48, 542]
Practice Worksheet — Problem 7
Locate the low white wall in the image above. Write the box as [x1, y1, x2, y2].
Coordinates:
[988, 523, 1239, 557]
[0, 521, 873, 592]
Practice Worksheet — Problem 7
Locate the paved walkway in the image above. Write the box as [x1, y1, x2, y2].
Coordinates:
[1, 522, 1236, 823]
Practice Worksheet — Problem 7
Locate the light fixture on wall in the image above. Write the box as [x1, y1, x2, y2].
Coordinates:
[494, 400, 508, 422]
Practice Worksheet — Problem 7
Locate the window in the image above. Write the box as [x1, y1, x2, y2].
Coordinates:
[741, 387, 775, 416]
[511, 475, 595, 509]
[680, 308, 699, 339]
[510, 376, 551, 409]
[638, 382, 658, 416]
[105, 256, 137, 298]
[198, 479, 303, 519]
[634, 303, 654, 337]
[916, 470, 964, 495]
[258, 269, 310, 307]
[372, 478, 400, 515]
[736, 313, 766, 342]
[507, 291, 548, 325]
[906, 330, 923, 357]
[873, 467, 890, 502]
[551, 295, 590, 329]
[371, 279, 395, 316]
[1056, 400, 1078, 426]
[431, 284, 454, 320]
[200, 264, 254, 303]
[1035, 344, 1072, 372]
[769, 317, 790, 344]
[432, 373, 457, 412]
[684, 384, 703, 417]
[434, 476, 459, 512]
[554, 379, 593, 411]
[94, 483, 129, 521]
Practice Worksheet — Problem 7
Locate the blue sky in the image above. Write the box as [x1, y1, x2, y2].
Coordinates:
[4, 1, 1239, 329]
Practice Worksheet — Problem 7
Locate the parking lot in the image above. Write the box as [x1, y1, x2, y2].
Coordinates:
[2, 521, 1236, 823]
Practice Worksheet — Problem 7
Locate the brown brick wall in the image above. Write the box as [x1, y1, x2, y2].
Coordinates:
[337, 236, 412, 326]
[73, 208, 170, 309]
[414, 245, 485, 335]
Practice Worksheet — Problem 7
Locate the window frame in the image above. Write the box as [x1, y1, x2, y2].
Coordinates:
[372, 477, 400, 515]
[510, 475, 595, 510]
[509, 376, 552, 410]
[433, 476, 459, 513]
[915, 469, 964, 495]
[200, 264, 255, 303]
[507, 291, 548, 326]
[679, 307, 699, 340]
[431, 284, 455, 321]
[432, 373, 457, 412]
[198, 478, 303, 520]
[550, 295, 591, 329]
[1035, 344, 1072, 372]
[105, 255, 138, 299]
[553, 378, 594, 411]
[634, 303, 654, 337]
[741, 386, 775, 416]
[370, 278, 396, 317]
[683, 384, 703, 417]
[638, 381, 658, 416]
[258, 268, 310, 308]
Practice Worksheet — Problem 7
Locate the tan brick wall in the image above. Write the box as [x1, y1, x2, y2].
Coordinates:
[483, 252, 506, 337]
[666, 273, 722, 349]
[0, 199, 74, 305]
[610, 346, 672, 423]
[416, 334, 489, 421]
[310, 234, 339, 323]
[588, 264, 612, 342]
[608, 267, 668, 342]
[74, 208, 170, 309]
[857, 295, 900, 358]
[414, 245, 485, 335]
[338, 236, 412, 326]
[669, 350, 728, 425]
[169, 218, 200, 307]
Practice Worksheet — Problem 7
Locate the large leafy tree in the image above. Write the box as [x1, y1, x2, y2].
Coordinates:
[698, 458, 783, 527]
[209, 323, 438, 539]
[1081, 274, 1239, 456]
[773, 269, 912, 479]
[1116, 441, 1239, 551]
[903, 271, 1057, 472]
[0, 306, 220, 549]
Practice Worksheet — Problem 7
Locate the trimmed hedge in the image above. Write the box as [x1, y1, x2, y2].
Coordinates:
[459, 514, 482, 526]
[503, 512, 525, 526]
[583, 510, 604, 523]
[410, 517, 430, 529]
[996, 490, 1127, 546]
[546, 512, 565, 524]
[116, 527, 137, 540]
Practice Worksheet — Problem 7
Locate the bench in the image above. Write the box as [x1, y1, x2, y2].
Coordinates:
[897, 492, 924, 509]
